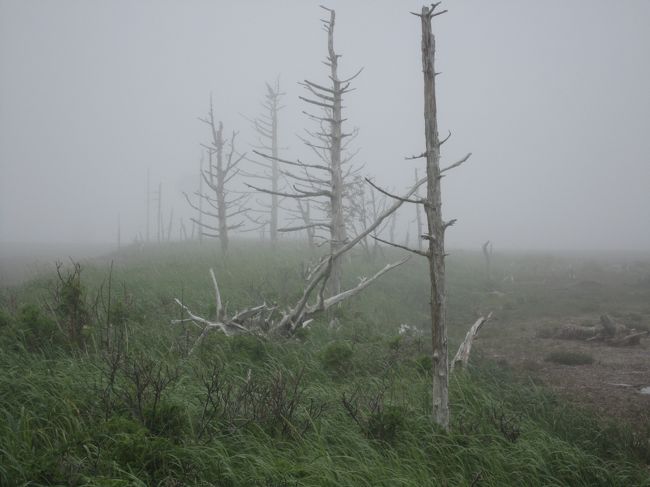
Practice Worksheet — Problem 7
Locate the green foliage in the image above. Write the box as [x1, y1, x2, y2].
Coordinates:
[230, 334, 268, 362]
[414, 354, 433, 375]
[0, 242, 649, 486]
[54, 261, 90, 347]
[366, 405, 406, 443]
[320, 341, 353, 376]
[15, 303, 62, 351]
[143, 400, 188, 441]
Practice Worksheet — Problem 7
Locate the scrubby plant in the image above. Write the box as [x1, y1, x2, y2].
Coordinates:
[53, 261, 90, 347]
[320, 341, 353, 376]
[14, 303, 62, 351]
[341, 382, 407, 443]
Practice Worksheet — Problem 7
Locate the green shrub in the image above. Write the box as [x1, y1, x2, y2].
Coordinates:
[544, 350, 594, 366]
[414, 354, 433, 375]
[366, 405, 406, 443]
[0, 308, 13, 329]
[320, 341, 353, 376]
[144, 401, 188, 441]
[16, 304, 62, 351]
[230, 335, 267, 362]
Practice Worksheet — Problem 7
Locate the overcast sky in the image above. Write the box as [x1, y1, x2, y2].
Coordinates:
[1, 0, 649, 251]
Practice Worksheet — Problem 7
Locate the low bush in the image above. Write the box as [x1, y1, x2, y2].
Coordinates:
[320, 341, 353, 376]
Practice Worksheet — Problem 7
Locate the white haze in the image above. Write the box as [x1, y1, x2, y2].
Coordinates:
[1, 0, 649, 252]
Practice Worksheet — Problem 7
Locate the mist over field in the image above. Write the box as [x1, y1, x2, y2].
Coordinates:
[1, 0, 648, 252]
[1, 2, 650, 486]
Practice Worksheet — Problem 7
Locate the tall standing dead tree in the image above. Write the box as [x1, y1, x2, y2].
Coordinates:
[184, 97, 247, 254]
[243, 80, 286, 247]
[247, 6, 363, 295]
[348, 176, 391, 261]
[369, 3, 472, 431]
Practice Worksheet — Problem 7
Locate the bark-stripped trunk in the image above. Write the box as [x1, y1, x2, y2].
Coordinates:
[420, 5, 450, 430]
[270, 89, 280, 247]
[415, 169, 423, 251]
[207, 122, 229, 254]
[246, 8, 359, 293]
[326, 9, 345, 296]
[297, 200, 315, 249]
[146, 169, 151, 243]
[198, 155, 204, 243]
[157, 182, 162, 243]
[186, 99, 247, 255]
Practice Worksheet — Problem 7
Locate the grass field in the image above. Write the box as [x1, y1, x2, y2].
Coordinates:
[1, 241, 649, 486]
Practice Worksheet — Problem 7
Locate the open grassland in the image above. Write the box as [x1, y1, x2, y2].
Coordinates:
[1, 241, 649, 486]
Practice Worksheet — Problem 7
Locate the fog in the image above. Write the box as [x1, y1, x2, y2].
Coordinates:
[1, 0, 649, 252]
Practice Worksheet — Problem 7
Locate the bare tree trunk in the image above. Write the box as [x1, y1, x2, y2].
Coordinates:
[146, 168, 150, 243]
[269, 84, 280, 247]
[213, 125, 229, 254]
[389, 211, 397, 243]
[157, 182, 162, 243]
[245, 80, 285, 246]
[246, 7, 360, 291]
[180, 218, 187, 241]
[198, 155, 204, 243]
[326, 8, 345, 296]
[185, 98, 247, 255]
[415, 169, 423, 251]
[297, 200, 315, 249]
[482, 240, 492, 285]
[167, 208, 174, 242]
[420, 4, 450, 430]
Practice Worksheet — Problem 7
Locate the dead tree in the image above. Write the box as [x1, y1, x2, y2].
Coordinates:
[348, 176, 389, 261]
[243, 80, 286, 247]
[369, 3, 472, 430]
[414, 169, 423, 251]
[146, 169, 151, 243]
[482, 240, 493, 285]
[197, 154, 204, 243]
[184, 97, 247, 254]
[173, 174, 429, 348]
[247, 7, 363, 295]
[156, 182, 162, 243]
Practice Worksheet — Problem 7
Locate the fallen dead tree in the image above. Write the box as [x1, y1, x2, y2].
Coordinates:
[172, 259, 407, 353]
[172, 175, 428, 352]
[542, 314, 648, 347]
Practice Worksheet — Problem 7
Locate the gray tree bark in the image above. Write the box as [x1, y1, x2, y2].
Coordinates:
[247, 7, 361, 296]
[420, 3, 450, 430]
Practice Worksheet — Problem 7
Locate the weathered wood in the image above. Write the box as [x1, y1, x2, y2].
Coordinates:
[420, 3, 450, 431]
[187, 98, 247, 254]
[451, 313, 492, 372]
[414, 169, 423, 251]
[246, 8, 359, 296]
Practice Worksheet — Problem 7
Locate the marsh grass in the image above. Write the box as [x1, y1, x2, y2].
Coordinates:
[0, 241, 648, 486]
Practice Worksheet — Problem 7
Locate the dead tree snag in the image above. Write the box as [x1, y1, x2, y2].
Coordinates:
[247, 7, 362, 295]
[184, 97, 247, 254]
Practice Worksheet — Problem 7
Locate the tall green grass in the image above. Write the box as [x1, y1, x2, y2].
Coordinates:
[0, 241, 648, 486]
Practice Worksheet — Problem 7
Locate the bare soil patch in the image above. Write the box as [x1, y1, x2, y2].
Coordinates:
[479, 315, 650, 425]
